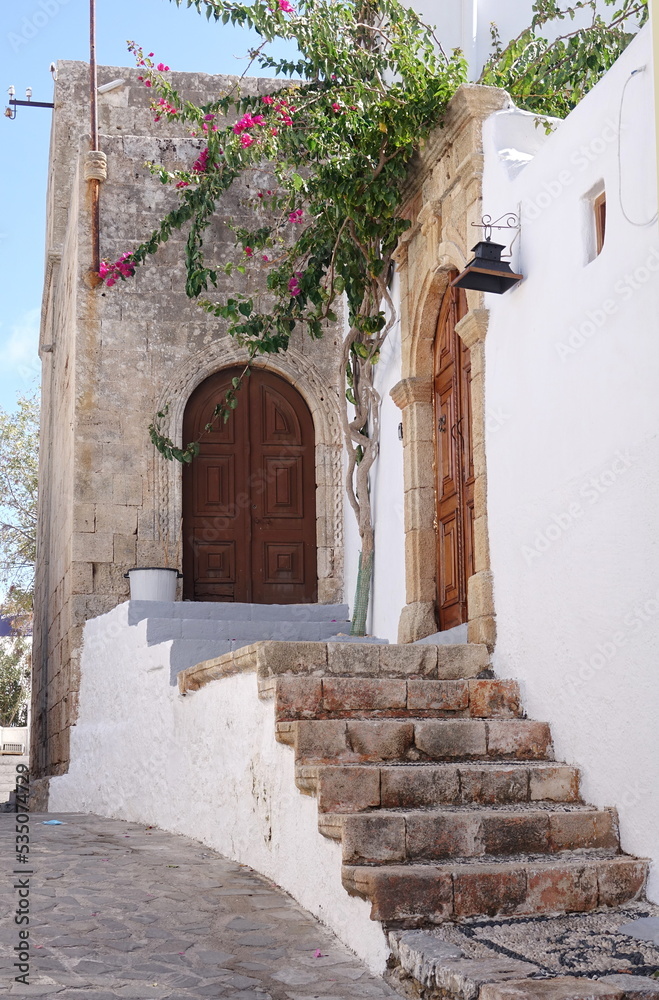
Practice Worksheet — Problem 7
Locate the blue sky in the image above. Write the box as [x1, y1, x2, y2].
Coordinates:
[0, 0, 294, 414]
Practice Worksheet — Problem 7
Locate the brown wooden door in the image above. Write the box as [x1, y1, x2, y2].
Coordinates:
[182, 367, 317, 603]
[434, 281, 475, 630]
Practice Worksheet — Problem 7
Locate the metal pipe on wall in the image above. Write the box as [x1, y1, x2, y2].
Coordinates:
[89, 0, 100, 276]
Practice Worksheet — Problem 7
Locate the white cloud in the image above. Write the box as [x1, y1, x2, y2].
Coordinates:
[0, 309, 41, 381]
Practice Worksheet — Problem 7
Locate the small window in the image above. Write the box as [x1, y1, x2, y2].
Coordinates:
[594, 191, 606, 256]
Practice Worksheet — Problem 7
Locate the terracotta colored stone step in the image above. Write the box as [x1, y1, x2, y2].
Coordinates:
[276, 718, 554, 763]
[295, 762, 581, 812]
[322, 805, 619, 862]
[342, 854, 648, 924]
[273, 676, 522, 721]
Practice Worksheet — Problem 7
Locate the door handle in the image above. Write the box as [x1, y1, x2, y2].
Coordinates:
[438, 416, 447, 433]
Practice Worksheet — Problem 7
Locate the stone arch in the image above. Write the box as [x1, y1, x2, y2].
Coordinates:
[153, 337, 344, 604]
[407, 241, 469, 378]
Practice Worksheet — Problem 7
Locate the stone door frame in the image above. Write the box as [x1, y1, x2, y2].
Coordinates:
[153, 337, 344, 605]
[390, 85, 511, 648]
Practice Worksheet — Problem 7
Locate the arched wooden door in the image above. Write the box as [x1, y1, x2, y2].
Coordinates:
[182, 367, 317, 603]
[434, 280, 475, 630]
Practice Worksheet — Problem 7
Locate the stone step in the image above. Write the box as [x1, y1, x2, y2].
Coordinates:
[296, 762, 582, 811]
[389, 909, 659, 1000]
[147, 617, 351, 645]
[342, 854, 648, 924]
[276, 718, 554, 764]
[320, 805, 619, 862]
[274, 677, 522, 722]
[128, 600, 350, 625]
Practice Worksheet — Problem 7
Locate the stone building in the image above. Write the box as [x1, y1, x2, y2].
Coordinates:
[33, 61, 345, 782]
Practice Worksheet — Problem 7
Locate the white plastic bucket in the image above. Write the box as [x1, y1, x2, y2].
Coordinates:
[124, 568, 182, 602]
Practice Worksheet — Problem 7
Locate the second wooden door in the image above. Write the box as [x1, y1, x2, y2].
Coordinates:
[182, 367, 317, 603]
[434, 281, 475, 630]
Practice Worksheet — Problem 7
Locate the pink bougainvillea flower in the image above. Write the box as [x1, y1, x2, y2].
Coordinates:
[176, 180, 190, 189]
[262, 94, 274, 105]
[240, 134, 255, 147]
[331, 102, 341, 112]
[156, 63, 170, 72]
[144, 80, 152, 88]
[193, 147, 210, 172]
[262, 255, 270, 262]
[106, 276, 116, 287]
[203, 114, 215, 121]
[278, 0, 295, 11]
[288, 208, 304, 223]
[271, 127, 279, 136]
[244, 247, 254, 257]
[288, 272, 302, 295]
[99, 262, 110, 279]
[148, 52, 154, 57]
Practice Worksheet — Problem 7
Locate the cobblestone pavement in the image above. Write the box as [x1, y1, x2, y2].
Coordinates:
[0, 813, 398, 999]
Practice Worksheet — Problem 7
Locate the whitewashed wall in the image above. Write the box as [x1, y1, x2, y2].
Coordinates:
[409, 0, 612, 80]
[48, 604, 389, 972]
[481, 26, 659, 898]
[343, 275, 406, 642]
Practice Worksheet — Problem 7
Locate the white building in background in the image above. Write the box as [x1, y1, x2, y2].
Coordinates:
[412, 0, 614, 79]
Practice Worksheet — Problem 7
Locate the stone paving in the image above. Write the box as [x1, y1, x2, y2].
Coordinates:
[0, 813, 398, 999]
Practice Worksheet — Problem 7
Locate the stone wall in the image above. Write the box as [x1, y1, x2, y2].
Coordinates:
[32, 61, 344, 780]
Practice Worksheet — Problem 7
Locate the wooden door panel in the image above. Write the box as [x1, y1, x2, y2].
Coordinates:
[434, 281, 474, 631]
[438, 384, 458, 498]
[263, 542, 305, 585]
[195, 456, 235, 515]
[440, 515, 460, 605]
[261, 386, 302, 445]
[183, 367, 317, 603]
[263, 457, 304, 518]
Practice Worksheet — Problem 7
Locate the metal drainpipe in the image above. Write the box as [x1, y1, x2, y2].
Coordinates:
[89, 0, 100, 275]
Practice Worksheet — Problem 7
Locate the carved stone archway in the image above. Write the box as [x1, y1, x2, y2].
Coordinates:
[390, 84, 510, 648]
[153, 337, 344, 604]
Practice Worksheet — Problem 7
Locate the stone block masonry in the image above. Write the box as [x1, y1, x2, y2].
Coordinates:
[32, 60, 344, 782]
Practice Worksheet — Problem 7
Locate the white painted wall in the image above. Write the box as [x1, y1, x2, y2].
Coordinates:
[370, 278, 407, 641]
[408, 0, 612, 80]
[343, 274, 406, 642]
[48, 603, 389, 973]
[481, 25, 659, 898]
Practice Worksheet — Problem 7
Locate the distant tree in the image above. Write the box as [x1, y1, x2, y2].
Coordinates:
[0, 392, 39, 635]
[0, 636, 30, 727]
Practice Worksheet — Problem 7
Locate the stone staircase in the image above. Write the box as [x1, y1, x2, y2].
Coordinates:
[128, 600, 383, 679]
[179, 639, 654, 998]
[0, 755, 28, 812]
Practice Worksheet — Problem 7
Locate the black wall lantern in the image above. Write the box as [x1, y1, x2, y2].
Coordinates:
[451, 214, 522, 295]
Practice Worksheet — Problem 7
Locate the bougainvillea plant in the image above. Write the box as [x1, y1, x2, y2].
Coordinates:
[102, 0, 646, 633]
